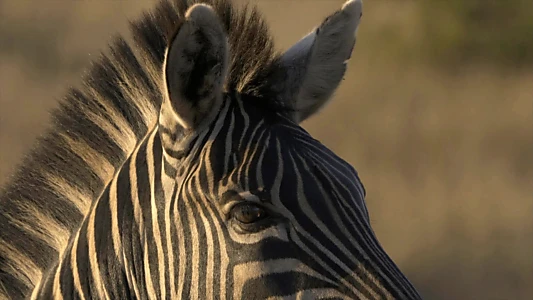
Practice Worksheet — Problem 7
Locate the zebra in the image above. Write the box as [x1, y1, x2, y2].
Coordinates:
[0, 0, 422, 298]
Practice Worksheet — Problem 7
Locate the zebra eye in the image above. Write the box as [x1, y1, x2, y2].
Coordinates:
[231, 203, 267, 224]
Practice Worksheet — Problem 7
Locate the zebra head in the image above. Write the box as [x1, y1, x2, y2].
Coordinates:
[0, 0, 425, 298]
[158, 1, 421, 299]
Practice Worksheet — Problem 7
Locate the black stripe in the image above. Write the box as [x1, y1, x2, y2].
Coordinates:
[166, 185, 180, 295]
[134, 139, 162, 295]
[151, 134, 171, 297]
[241, 272, 338, 299]
[178, 187, 193, 299]
[58, 248, 75, 298]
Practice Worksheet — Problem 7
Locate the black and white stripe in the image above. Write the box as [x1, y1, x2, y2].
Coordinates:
[1, 0, 422, 299]
[31, 95, 420, 299]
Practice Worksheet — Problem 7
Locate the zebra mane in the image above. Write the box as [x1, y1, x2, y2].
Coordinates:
[0, 0, 279, 295]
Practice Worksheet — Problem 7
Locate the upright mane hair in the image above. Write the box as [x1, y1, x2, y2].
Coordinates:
[0, 0, 280, 297]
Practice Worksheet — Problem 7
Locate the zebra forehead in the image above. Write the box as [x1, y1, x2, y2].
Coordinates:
[207, 112, 362, 192]
[206, 97, 356, 173]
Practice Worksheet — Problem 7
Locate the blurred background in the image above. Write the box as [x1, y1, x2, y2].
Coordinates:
[0, 0, 531, 298]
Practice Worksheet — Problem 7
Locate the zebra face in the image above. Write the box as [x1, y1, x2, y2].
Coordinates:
[0, 0, 422, 298]
[186, 95, 374, 298]
[158, 1, 419, 298]
[161, 93, 413, 299]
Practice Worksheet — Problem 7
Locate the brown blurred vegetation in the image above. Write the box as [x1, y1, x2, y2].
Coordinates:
[0, 1, 531, 299]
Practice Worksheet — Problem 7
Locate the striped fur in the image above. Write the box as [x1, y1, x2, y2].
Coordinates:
[0, 1, 279, 298]
[34, 94, 421, 299]
[1, 0, 422, 299]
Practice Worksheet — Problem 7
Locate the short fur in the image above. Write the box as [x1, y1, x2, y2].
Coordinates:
[278, 0, 363, 123]
[0, 0, 281, 298]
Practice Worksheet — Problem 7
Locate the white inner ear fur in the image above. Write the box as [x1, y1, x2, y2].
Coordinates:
[162, 3, 229, 131]
[281, 0, 363, 123]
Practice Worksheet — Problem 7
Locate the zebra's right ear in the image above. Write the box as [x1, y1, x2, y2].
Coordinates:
[159, 4, 228, 143]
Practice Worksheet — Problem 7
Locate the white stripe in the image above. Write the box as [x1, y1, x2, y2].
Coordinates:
[70, 231, 87, 300]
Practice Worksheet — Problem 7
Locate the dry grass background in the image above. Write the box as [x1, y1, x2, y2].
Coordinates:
[0, 0, 531, 299]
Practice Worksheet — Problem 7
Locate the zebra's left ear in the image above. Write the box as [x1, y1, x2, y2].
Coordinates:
[160, 4, 228, 139]
[275, 0, 362, 123]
